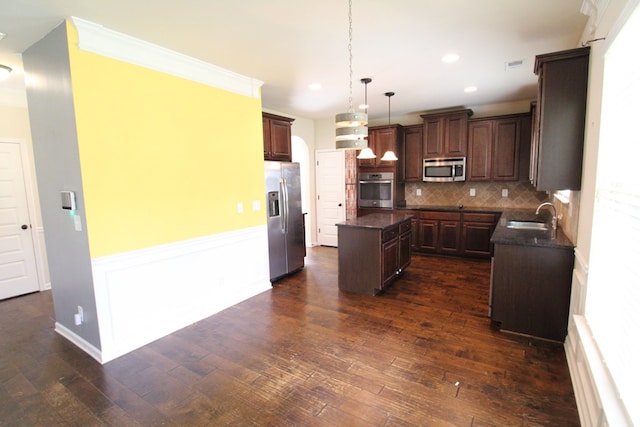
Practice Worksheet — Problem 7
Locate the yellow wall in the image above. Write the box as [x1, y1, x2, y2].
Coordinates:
[66, 22, 266, 258]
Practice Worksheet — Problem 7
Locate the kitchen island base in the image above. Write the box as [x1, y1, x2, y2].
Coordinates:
[337, 213, 413, 295]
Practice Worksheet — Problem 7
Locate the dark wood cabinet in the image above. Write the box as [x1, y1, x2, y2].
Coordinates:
[416, 211, 461, 255]
[358, 125, 405, 208]
[468, 114, 531, 182]
[358, 125, 403, 170]
[382, 219, 412, 288]
[400, 209, 497, 259]
[531, 47, 589, 190]
[398, 222, 412, 271]
[421, 109, 472, 158]
[263, 112, 294, 161]
[491, 243, 574, 341]
[402, 125, 423, 182]
[461, 213, 499, 258]
[337, 215, 412, 295]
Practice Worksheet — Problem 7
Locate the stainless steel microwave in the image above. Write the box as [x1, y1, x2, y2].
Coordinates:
[423, 157, 466, 182]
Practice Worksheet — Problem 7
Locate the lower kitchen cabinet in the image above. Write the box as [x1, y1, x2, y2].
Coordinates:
[382, 220, 412, 288]
[490, 243, 574, 341]
[397, 209, 499, 259]
[417, 211, 461, 255]
[461, 213, 499, 258]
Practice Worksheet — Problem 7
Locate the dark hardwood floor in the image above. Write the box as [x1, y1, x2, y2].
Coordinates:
[0, 247, 580, 426]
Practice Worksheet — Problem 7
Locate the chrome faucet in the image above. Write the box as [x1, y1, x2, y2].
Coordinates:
[536, 202, 557, 238]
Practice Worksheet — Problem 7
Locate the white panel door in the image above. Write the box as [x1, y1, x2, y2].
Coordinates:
[316, 150, 345, 247]
[0, 142, 39, 300]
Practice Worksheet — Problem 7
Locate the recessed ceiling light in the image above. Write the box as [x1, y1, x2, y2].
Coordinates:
[442, 53, 460, 63]
[308, 82, 322, 91]
[464, 86, 478, 93]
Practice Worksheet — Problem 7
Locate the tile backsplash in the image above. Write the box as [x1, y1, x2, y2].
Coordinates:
[404, 181, 549, 209]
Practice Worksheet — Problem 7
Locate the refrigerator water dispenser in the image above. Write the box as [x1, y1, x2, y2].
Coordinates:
[268, 191, 280, 217]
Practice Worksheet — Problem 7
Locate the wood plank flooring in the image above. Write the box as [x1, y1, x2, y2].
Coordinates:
[0, 247, 580, 426]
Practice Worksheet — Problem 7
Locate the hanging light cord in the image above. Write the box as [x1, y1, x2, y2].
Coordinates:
[385, 92, 395, 125]
[347, 0, 354, 113]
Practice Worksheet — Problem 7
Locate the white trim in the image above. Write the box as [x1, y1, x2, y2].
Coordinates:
[603, 0, 640, 51]
[566, 316, 633, 426]
[70, 17, 263, 98]
[55, 321, 103, 363]
[91, 225, 272, 363]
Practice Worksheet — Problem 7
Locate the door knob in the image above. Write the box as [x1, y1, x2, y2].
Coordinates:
[21, 224, 28, 230]
[338, 203, 343, 207]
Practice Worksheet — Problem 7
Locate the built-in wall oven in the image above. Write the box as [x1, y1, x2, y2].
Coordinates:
[358, 172, 394, 208]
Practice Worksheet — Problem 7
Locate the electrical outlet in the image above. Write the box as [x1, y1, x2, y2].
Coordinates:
[74, 306, 84, 325]
[237, 202, 243, 213]
[502, 188, 509, 198]
[470, 188, 476, 197]
[252, 200, 260, 211]
[416, 188, 422, 196]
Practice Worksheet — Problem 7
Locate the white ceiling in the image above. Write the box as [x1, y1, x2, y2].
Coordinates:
[0, 0, 588, 121]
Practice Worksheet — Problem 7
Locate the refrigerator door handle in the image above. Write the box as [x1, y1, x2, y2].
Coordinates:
[280, 178, 288, 233]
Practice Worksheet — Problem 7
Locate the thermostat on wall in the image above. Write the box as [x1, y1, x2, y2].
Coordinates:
[61, 191, 77, 210]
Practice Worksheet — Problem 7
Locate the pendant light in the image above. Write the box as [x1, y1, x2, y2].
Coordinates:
[356, 77, 376, 160]
[380, 92, 398, 161]
[335, 0, 368, 150]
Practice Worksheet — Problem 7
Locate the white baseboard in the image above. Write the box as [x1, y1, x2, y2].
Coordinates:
[91, 225, 271, 363]
[55, 321, 103, 363]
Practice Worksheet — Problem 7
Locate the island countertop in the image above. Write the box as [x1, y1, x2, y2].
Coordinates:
[336, 212, 415, 229]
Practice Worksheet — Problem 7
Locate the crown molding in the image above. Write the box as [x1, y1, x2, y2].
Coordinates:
[70, 17, 263, 99]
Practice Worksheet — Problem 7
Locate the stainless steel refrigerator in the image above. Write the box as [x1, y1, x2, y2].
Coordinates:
[265, 161, 305, 282]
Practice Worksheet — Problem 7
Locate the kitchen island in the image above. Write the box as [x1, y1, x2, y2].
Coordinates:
[336, 213, 414, 295]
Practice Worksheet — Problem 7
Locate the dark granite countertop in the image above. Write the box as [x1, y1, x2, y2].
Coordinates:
[336, 213, 414, 230]
[490, 209, 574, 250]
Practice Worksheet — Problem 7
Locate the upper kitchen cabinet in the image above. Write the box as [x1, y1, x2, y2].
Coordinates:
[358, 124, 403, 171]
[468, 113, 531, 182]
[421, 109, 473, 158]
[402, 124, 423, 182]
[263, 112, 295, 161]
[531, 47, 589, 190]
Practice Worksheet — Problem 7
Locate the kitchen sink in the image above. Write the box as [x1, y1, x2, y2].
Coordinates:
[505, 220, 549, 231]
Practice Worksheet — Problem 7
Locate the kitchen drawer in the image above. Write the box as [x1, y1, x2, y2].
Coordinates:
[399, 219, 412, 234]
[420, 211, 461, 221]
[463, 213, 497, 223]
[382, 225, 399, 242]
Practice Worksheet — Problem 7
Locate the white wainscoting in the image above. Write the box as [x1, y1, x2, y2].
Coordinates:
[88, 225, 271, 363]
[565, 249, 632, 426]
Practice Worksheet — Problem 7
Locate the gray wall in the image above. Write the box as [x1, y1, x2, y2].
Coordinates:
[23, 23, 100, 349]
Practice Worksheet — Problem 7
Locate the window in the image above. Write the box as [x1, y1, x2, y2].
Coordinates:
[585, 2, 640, 424]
